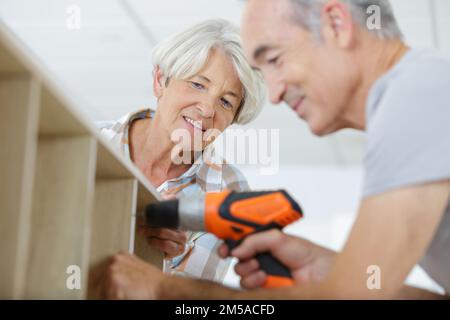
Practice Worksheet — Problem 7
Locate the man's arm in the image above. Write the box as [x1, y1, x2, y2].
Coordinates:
[396, 285, 447, 300]
[156, 180, 450, 299]
[318, 180, 450, 299]
[96, 181, 449, 299]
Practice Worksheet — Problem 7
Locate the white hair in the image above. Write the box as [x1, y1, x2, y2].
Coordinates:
[288, 0, 403, 40]
[152, 19, 266, 125]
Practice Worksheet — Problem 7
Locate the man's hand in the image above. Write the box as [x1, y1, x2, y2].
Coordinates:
[90, 252, 165, 300]
[218, 230, 336, 289]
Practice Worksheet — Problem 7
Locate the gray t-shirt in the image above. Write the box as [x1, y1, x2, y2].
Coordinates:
[363, 49, 450, 293]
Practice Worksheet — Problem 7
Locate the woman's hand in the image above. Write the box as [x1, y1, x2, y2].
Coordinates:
[218, 229, 336, 289]
[137, 220, 187, 258]
[137, 191, 187, 258]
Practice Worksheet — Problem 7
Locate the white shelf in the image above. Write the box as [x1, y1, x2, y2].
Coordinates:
[0, 20, 163, 299]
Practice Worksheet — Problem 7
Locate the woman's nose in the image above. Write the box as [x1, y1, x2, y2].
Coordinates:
[197, 100, 215, 118]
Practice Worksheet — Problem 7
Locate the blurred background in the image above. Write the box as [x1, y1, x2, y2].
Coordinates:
[1, 0, 448, 292]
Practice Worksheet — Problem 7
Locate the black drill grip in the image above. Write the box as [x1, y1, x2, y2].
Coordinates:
[225, 239, 292, 279]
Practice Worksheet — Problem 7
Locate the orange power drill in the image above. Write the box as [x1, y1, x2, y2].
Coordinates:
[144, 190, 303, 288]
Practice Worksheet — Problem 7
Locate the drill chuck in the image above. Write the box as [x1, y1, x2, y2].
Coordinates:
[145, 199, 179, 229]
[145, 193, 206, 231]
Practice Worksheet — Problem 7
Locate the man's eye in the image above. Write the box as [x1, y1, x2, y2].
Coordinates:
[190, 81, 205, 90]
[220, 98, 233, 109]
[267, 56, 280, 65]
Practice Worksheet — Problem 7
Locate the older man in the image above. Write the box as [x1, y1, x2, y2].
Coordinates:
[92, 0, 450, 299]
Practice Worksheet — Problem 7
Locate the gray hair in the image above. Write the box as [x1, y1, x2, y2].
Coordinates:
[288, 0, 403, 40]
[152, 19, 266, 125]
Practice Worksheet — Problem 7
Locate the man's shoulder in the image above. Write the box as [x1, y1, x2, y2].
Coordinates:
[363, 49, 450, 197]
[392, 49, 450, 78]
[367, 49, 450, 128]
[386, 49, 449, 91]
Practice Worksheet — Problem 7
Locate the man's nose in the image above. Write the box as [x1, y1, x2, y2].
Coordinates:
[266, 77, 285, 105]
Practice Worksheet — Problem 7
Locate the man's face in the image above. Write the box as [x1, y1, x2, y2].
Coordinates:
[242, 0, 359, 136]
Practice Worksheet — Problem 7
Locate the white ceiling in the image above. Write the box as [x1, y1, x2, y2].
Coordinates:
[1, 0, 448, 166]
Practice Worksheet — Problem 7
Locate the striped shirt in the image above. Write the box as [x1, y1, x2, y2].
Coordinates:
[97, 108, 249, 283]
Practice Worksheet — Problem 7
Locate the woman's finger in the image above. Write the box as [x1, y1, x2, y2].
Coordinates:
[142, 228, 187, 244]
[146, 237, 185, 258]
[160, 191, 177, 200]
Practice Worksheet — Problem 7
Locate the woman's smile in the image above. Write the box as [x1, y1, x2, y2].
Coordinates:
[182, 115, 206, 132]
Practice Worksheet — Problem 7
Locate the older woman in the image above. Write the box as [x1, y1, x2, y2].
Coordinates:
[99, 19, 265, 283]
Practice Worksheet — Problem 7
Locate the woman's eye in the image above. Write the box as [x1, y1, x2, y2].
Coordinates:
[190, 81, 205, 90]
[221, 98, 233, 109]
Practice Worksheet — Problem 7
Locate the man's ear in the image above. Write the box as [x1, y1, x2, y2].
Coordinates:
[320, 0, 354, 49]
[153, 66, 166, 99]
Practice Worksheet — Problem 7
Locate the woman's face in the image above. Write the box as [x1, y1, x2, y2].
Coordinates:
[154, 48, 244, 153]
